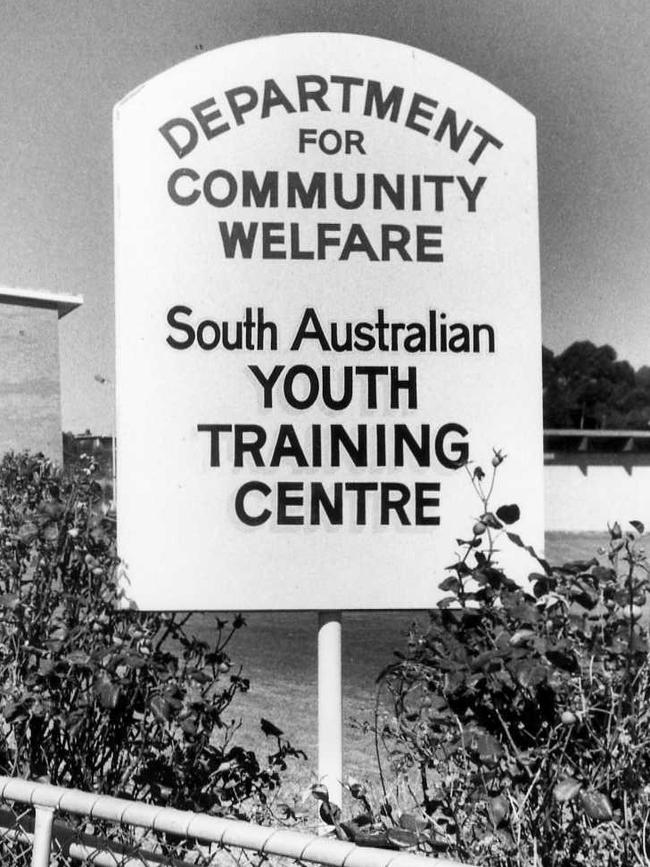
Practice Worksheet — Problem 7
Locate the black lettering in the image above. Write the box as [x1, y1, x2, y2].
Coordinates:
[270, 425, 309, 467]
[197, 320, 220, 350]
[380, 483, 411, 525]
[235, 481, 271, 526]
[457, 176, 486, 212]
[166, 305, 195, 349]
[310, 482, 343, 525]
[469, 125, 504, 165]
[291, 308, 330, 351]
[167, 168, 200, 205]
[283, 365, 319, 409]
[296, 75, 330, 112]
[197, 423, 232, 466]
[159, 118, 198, 158]
[234, 425, 266, 467]
[191, 98, 230, 139]
[390, 366, 418, 409]
[330, 75, 364, 111]
[416, 225, 443, 262]
[242, 170, 279, 207]
[218, 221, 258, 258]
[287, 172, 326, 208]
[435, 422, 469, 468]
[433, 108, 472, 152]
[277, 482, 304, 525]
[225, 85, 259, 126]
[204, 170, 237, 207]
[331, 425, 367, 466]
[394, 424, 430, 466]
[415, 483, 440, 525]
[248, 365, 284, 408]
[405, 93, 438, 135]
[261, 223, 286, 259]
[346, 482, 378, 525]
[261, 79, 297, 117]
[364, 80, 403, 121]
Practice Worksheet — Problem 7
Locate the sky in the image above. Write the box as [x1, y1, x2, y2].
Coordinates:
[1, 0, 648, 435]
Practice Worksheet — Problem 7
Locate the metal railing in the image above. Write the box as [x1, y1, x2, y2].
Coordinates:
[0, 776, 473, 867]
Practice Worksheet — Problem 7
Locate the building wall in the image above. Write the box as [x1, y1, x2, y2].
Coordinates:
[0, 304, 62, 462]
[544, 462, 650, 531]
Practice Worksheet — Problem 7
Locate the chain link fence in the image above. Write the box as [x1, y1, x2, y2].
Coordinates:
[0, 776, 473, 867]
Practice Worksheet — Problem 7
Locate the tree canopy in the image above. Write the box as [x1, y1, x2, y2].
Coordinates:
[543, 341, 650, 430]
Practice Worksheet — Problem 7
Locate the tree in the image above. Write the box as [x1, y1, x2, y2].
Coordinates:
[542, 342, 645, 429]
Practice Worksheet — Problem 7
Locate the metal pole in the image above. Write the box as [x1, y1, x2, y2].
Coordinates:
[318, 610, 343, 808]
[31, 805, 54, 867]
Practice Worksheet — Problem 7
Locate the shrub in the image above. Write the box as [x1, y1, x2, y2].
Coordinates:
[372, 455, 650, 865]
[0, 451, 301, 819]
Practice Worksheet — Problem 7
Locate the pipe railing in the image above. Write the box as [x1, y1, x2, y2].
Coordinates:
[0, 776, 474, 867]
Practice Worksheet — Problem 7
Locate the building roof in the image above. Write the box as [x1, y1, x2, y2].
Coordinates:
[0, 287, 83, 319]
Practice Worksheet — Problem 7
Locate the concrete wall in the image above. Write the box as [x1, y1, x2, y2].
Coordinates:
[0, 304, 62, 462]
[544, 462, 650, 531]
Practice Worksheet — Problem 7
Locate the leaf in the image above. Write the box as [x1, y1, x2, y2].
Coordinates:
[386, 828, 419, 849]
[66, 650, 91, 666]
[546, 646, 578, 673]
[261, 717, 283, 737]
[95, 681, 121, 710]
[510, 629, 536, 647]
[0, 593, 19, 610]
[124, 653, 147, 669]
[488, 794, 510, 827]
[554, 778, 582, 803]
[3, 700, 28, 723]
[579, 789, 613, 822]
[181, 718, 198, 736]
[591, 566, 616, 583]
[570, 585, 598, 610]
[187, 668, 211, 684]
[18, 522, 39, 544]
[473, 466, 485, 481]
[495, 829, 516, 851]
[507, 533, 551, 574]
[352, 829, 391, 848]
[514, 662, 547, 689]
[319, 799, 341, 825]
[150, 695, 171, 722]
[41, 502, 64, 520]
[630, 520, 645, 535]
[42, 522, 60, 542]
[438, 596, 457, 608]
[346, 777, 366, 799]
[462, 727, 505, 764]
[310, 783, 330, 802]
[439, 576, 460, 593]
[561, 558, 598, 574]
[496, 504, 520, 525]
[399, 813, 428, 833]
[481, 512, 503, 530]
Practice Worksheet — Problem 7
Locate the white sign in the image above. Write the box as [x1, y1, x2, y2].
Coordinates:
[114, 33, 544, 610]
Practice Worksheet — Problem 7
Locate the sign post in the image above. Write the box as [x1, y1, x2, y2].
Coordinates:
[114, 33, 544, 797]
[318, 611, 343, 805]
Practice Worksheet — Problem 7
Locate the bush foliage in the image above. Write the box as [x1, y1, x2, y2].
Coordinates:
[0, 452, 300, 819]
[371, 455, 650, 865]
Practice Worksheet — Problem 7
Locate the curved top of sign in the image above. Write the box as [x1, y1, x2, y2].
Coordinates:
[115, 32, 533, 122]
